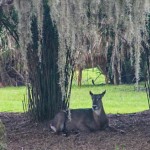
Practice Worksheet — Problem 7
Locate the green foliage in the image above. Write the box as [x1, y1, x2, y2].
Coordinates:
[115, 144, 126, 150]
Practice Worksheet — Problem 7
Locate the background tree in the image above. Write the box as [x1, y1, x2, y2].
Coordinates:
[0, 2, 25, 86]
[141, 14, 150, 109]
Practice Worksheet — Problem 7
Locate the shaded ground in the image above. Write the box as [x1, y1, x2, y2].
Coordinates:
[0, 111, 150, 150]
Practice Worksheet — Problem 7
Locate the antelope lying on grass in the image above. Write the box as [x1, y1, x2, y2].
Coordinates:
[50, 90, 109, 134]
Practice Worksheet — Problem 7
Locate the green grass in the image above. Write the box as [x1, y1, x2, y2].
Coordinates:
[0, 68, 149, 113]
[0, 86, 26, 112]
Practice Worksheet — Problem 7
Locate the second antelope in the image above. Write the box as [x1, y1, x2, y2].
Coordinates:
[50, 90, 109, 134]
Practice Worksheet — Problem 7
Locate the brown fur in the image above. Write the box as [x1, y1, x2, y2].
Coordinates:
[50, 91, 108, 133]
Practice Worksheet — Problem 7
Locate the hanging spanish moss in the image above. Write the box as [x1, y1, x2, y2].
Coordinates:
[14, 0, 32, 66]
[14, 0, 73, 121]
[50, 0, 150, 85]
[27, 2, 63, 120]
[13, 0, 150, 120]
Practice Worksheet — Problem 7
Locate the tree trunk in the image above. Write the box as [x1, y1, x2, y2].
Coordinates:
[27, 1, 63, 121]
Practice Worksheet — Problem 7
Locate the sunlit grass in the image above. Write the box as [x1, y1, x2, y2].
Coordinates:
[0, 68, 149, 113]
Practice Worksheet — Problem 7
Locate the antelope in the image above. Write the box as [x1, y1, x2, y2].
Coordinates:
[50, 90, 109, 134]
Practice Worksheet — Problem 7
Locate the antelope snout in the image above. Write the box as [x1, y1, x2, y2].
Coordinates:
[92, 105, 98, 110]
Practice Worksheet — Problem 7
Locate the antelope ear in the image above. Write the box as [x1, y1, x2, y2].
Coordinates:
[89, 91, 93, 96]
[101, 90, 106, 97]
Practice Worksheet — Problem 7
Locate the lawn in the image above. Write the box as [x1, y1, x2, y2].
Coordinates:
[0, 68, 149, 113]
[0, 86, 26, 112]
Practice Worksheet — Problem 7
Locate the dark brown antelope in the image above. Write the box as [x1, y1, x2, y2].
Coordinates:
[50, 90, 108, 134]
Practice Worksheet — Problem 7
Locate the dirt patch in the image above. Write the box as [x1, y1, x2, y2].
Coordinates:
[0, 111, 150, 150]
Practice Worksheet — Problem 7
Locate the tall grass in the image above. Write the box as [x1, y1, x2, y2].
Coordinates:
[0, 68, 148, 113]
